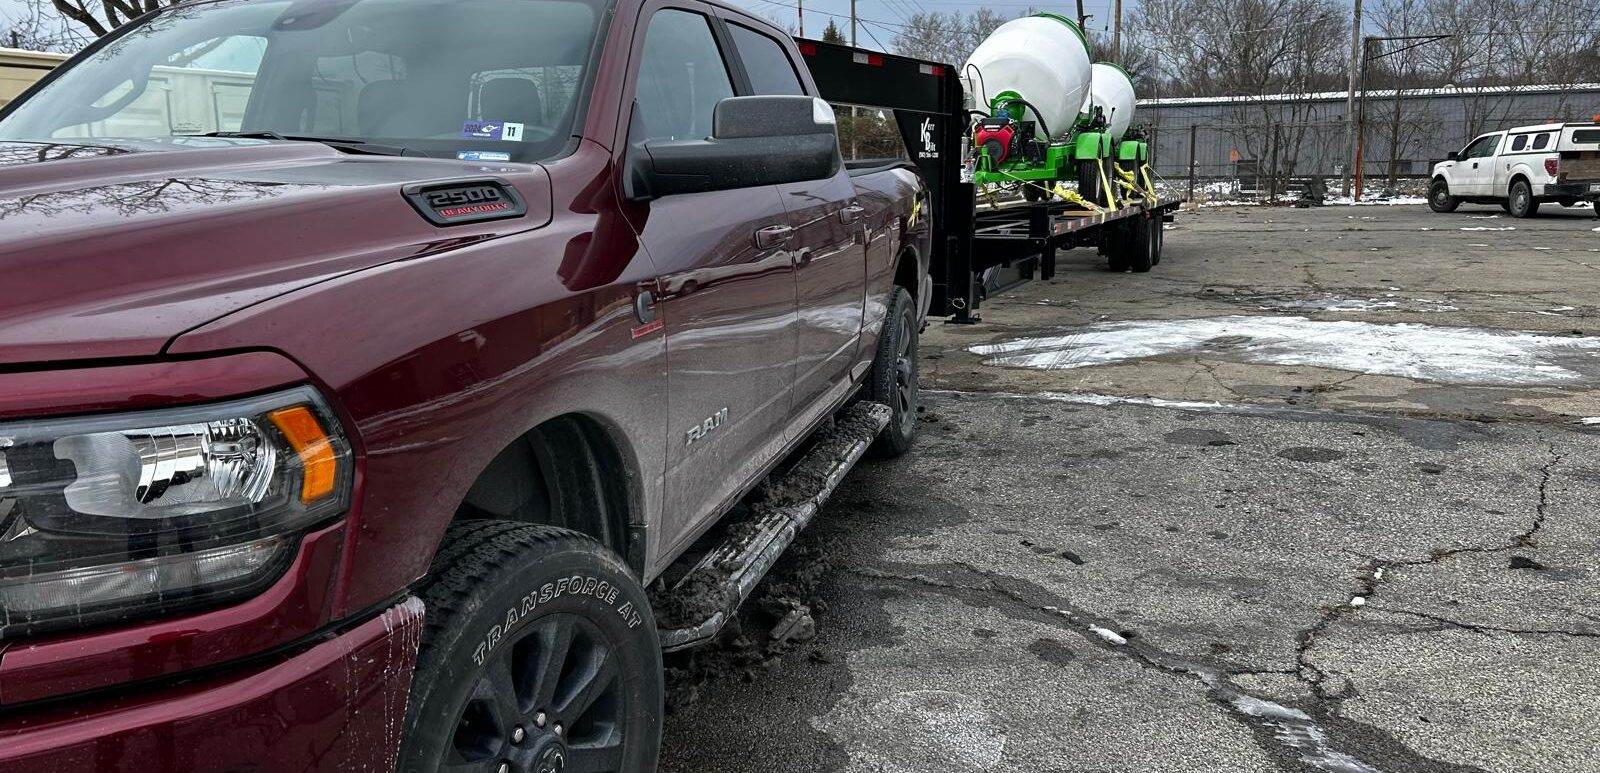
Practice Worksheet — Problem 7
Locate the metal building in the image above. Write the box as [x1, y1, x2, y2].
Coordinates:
[1136, 83, 1600, 188]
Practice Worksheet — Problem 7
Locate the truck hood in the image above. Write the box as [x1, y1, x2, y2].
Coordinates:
[0, 138, 551, 366]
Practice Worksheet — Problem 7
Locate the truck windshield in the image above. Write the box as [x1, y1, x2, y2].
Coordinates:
[0, 0, 609, 162]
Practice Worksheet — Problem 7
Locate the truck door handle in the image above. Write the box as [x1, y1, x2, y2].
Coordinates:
[839, 205, 865, 224]
[754, 225, 794, 250]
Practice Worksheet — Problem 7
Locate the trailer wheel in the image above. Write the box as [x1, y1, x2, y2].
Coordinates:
[1077, 159, 1104, 208]
[1127, 214, 1154, 273]
[1104, 222, 1129, 272]
[399, 522, 662, 773]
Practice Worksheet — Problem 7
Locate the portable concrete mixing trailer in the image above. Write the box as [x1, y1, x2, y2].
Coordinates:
[796, 22, 1180, 324]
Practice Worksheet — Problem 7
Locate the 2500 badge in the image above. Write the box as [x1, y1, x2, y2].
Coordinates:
[403, 177, 528, 226]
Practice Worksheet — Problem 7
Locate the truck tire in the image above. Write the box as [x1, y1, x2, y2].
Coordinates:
[1150, 217, 1164, 266]
[1428, 178, 1459, 213]
[399, 522, 662, 773]
[1508, 179, 1539, 218]
[866, 286, 919, 458]
[1126, 214, 1154, 273]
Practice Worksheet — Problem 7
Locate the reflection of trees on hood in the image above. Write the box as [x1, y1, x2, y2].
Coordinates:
[0, 148, 292, 218]
[0, 142, 126, 167]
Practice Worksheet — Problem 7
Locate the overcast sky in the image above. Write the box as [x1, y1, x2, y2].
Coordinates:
[1, 0, 1128, 51]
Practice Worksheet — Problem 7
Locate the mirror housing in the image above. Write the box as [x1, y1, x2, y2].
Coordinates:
[625, 96, 841, 201]
[1446, 150, 1460, 161]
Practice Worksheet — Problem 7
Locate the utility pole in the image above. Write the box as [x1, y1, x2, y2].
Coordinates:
[1341, 0, 1363, 198]
[797, 0, 803, 37]
[1113, 0, 1123, 63]
[850, 0, 857, 46]
[1076, 0, 1088, 31]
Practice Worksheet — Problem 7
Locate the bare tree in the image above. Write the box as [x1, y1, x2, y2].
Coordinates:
[892, 8, 1015, 67]
[4, 0, 89, 51]
[47, 0, 181, 38]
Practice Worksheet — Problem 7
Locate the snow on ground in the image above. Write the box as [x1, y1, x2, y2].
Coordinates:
[968, 316, 1600, 386]
[1242, 294, 1459, 313]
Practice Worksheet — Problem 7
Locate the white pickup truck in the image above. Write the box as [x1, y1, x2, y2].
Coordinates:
[1428, 121, 1600, 218]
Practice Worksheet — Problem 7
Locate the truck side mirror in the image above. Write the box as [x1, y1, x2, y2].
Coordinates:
[1446, 151, 1460, 161]
[624, 96, 841, 201]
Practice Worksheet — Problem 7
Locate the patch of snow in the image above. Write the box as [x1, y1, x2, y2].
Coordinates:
[1325, 195, 1429, 206]
[811, 691, 1008, 772]
[1350, 596, 1366, 607]
[968, 316, 1600, 386]
[1460, 226, 1515, 231]
[1468, 215, 1500, 219]
[1090, 625, 1127, 645]
[1579, 417, 1600, 425]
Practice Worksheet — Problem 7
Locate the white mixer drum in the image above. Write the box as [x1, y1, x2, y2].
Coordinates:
[963, 14, 1092, 138]
[1090, 62, 1137, 141]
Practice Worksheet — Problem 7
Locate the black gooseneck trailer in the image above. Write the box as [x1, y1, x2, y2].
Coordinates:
[795, 38, 1182, 323]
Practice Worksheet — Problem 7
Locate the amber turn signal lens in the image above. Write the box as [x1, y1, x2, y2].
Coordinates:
[269, 406, 338, 503]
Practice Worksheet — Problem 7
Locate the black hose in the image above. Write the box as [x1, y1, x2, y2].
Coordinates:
[1004, 98, 1056, 140]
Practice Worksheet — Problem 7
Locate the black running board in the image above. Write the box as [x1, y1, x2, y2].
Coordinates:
[655, 402, 892, 652]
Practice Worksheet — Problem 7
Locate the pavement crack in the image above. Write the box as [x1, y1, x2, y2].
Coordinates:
[846, 560, 1470, 773]
[1370, 607, 1600, 639]
[1519, 440, 1563, 547]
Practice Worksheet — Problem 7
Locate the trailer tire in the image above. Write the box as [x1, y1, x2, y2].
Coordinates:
[1104, 221, 1129, 272]
[1150, 217, 1164, 266]
[866, 286, 919, 458]
[1078, 159, 1104, 207]
[399, 522, 662, 773]
[1126, 215, 1154, 273]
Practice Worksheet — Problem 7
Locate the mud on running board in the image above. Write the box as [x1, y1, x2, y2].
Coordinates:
[655, 402, 892, 652]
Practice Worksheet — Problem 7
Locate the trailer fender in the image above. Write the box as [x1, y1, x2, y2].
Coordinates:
[1075, 131, 1110, 160]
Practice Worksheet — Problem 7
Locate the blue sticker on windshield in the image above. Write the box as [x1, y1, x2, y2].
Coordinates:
[461, 121, 525, 141]
[457, 150, 512, 162]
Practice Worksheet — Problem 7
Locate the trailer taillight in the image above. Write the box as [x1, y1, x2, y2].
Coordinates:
[1545, 158, 1559, 177]
[798, 41, 816, 56]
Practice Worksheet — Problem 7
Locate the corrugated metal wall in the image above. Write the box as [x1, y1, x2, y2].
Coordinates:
[1138, 86, 1600, 184]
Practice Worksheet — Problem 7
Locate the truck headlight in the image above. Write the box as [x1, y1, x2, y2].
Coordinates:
[0, 387, 352, 639]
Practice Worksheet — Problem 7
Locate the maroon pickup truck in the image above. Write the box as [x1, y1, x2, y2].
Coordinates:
[0, 0, 930, 769]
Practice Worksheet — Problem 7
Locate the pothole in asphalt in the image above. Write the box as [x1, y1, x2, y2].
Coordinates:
[968, 316, 1600, 385]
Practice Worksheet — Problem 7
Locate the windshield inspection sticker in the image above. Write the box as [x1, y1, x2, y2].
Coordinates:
[461, 121, 524, 141]
[457, 150, 512, 162]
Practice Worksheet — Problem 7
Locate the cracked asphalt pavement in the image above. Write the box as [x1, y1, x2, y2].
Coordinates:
[660, 204, 1600, 772]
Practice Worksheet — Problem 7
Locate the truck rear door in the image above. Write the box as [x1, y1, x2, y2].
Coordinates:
[717, 16, 868, 434]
